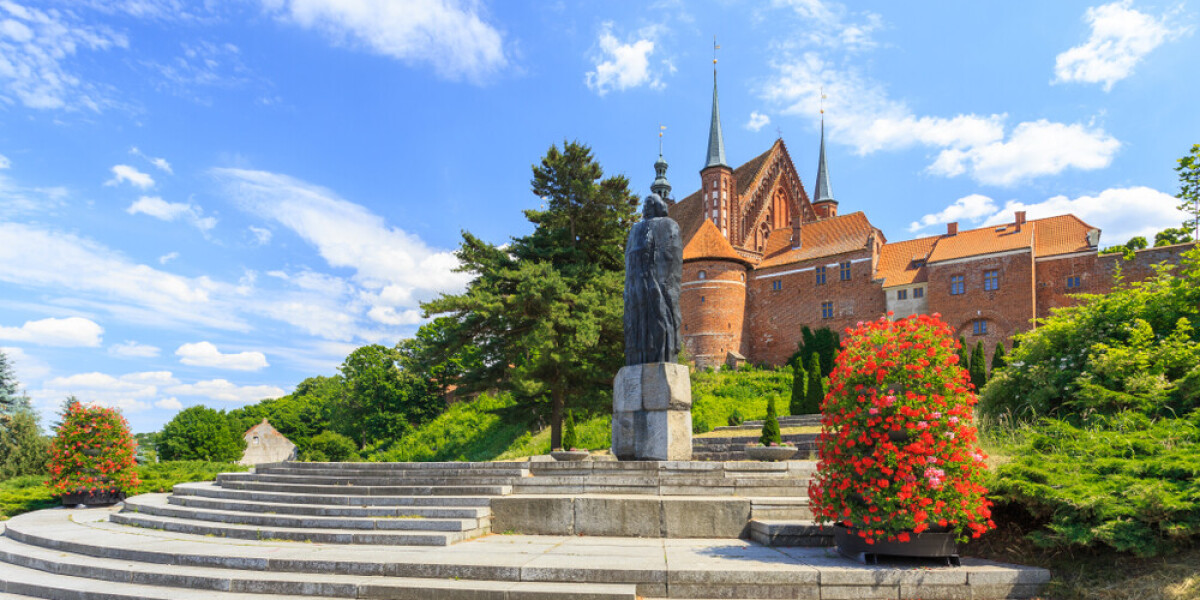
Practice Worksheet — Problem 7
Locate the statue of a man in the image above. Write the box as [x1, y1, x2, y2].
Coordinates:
[624, 193, 683, 365]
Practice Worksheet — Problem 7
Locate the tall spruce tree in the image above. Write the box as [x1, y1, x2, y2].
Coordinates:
[420, 141, 637, 449]
[991, 342, 1007, 373]
[0, 350, 32, 417]
[789, 361, 809, 415]
[957, 337, 971, 373]
[805, 354, 825, 413]
[970, 341, 988, 390]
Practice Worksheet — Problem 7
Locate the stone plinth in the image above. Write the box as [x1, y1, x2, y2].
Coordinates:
[612, 363, 692, 461]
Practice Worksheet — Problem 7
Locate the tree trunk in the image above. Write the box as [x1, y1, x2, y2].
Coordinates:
[550, 386, 564, 450]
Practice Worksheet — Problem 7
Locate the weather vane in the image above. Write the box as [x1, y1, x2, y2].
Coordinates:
[713, 36, 720, 66]
[658, 123, 666, 154]
[820, 85, 827, 115]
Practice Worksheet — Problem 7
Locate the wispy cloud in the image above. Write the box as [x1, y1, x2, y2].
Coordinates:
[261, 0, 507, 84]
[130, 147, 172, 174]
[746, 111, 771, 132]
[1054, 1, 1191, 91]
[109, 340, 161, 358]
[127, 196, 217, 233]
[166, 378, 285, 403]
[908, 194, 998, 232]
[106, 165, 155, 189]
[585, 22, 670, 96]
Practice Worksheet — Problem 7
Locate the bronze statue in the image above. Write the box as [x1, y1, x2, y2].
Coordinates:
[624, 193, 683, 365]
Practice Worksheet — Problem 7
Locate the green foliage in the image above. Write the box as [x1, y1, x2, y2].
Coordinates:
[0, 475, 55, 518]
[0, 410, 48, 479]
[1155, 227, 1194, 247]
[561, 412, 578, 450]
[805, 354, 825, 414]
[132, 461, 249, 493]
[759, 398, 782, 445]
[726, 408, 744, 427]
[47, 401, 139, 495]
[0, 350, 32, 417]
[227, 375, 339, 452]
[991, 342, 1007, 374]
[336, 344, 439, 446]
[376, 394, 536, 462]
[981, 249, 1200, 421]
[305, 431, 359, 462]
[957, 337, 970, 372]
[420, 141, 637, 449]
[1176, 143, 1200, 238]
[397, 317, 483, 399]
[791, 326, 840, 378]
[789, 363, 810, 415]
[989, 411, 1200, 557]
[689, 365, 792, 434]
[970, 341, 988, 390]
[159, 406, 246, 463]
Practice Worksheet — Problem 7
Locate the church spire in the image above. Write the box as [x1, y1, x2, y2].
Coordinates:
[652, 125, 672, 202]
[812, 115, 839, 218]
[704, 39, 728, 169]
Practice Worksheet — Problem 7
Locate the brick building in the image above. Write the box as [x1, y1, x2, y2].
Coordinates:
[661, 70, 1195, 369]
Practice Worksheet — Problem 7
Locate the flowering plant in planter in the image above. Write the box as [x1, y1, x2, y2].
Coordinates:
[47, 401, 140, 500]
[808, 313, 994, 545]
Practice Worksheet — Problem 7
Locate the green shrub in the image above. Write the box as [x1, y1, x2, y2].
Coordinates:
[727, 408, 745, 427]
[989, 410, 1200, 557]
[789, 362, 810, 415]
[970, 341, 988, 390]
[496, 413, 610, 459]
[561, 412, 579, 450]
[690, 366, 791, 434]
[0, 410, 48, 478]
[804, 354, 824, 413]
[991, 342, 1006, 373]
[759, 398, 781, 445]
[159, 406, 246, 463]
[306, 431, 358, 462]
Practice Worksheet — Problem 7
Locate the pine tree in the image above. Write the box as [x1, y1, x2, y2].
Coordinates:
[0, 350, 31, 417]
[760, 398, 781, 446]
[789, 361, 809, 415]
[970, 341, 988, 390]
[0, 409, 48, 478]
[957, 337, 971, 372]
[991, 342, 1007, 373]
[805, 354, 825, 413]
[561, 411, 578, 450]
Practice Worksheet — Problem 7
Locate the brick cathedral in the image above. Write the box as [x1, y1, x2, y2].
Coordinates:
[656, 70, 1195, 369]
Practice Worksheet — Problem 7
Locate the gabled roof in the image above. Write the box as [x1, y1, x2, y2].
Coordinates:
[877, 236, 940, 287]
[667, 142, 779, 246]
[244, 418, 285, 438]
[682, 218, 749, 264]
[927, 223, 1033, 263]
[905, 215, 1100, 268]
[1033, 214, 1098, 257]
[758, 211, 878, 269]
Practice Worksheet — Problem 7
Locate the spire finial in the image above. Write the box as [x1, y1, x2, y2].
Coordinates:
[703, 38, 728, 170]
[652, 125, 672, 203]
[658, 123, 665, 156]
[814, 107, 835, 206]
[713, 36, 720, 67]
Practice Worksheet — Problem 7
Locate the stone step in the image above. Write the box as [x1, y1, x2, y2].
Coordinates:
[218, 480, 512, 497]
[254, 466, 530, 478]
[170, 494, 490, 519]
[0, 536, 636, 600]
[709, 414, 822, 434]
[219, 472, 524, 486]
[748, 497, 814, 521]
[125, 495, 486, 532]
[110, 511, 475, 545]
[174, 481, 494, 507]
[747, 519, 835, 547]
[266, 461, 531, 471]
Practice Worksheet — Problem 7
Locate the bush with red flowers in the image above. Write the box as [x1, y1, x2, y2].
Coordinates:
[46, 401, 140, 498]
[808, 313, 994, 544]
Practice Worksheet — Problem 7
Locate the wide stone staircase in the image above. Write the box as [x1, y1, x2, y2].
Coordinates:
[0, 460, 1049, 599]
[693, 414, 822, 461]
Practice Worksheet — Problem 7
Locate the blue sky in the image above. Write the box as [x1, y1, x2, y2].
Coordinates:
[0, 0, 1194, 432]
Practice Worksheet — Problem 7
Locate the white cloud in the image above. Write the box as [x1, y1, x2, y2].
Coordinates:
[262, 0, 506, 84]
[763, 53, 1120, 185]
[0, 317, 103, 347]
[0, 2, 127, 110]
[130, 147, 172, 174]
[166, 379, 285, 403]
[0, 169, 68, 217]
[585, 23, 666, 96]
[158, 251, 179, 265]
[30, 370, 180, 413]
[248, 225, 272, 245]
[1054, 1, 1190, 91]
[0, 346, 49, 381]
[155, 397, 182, 410]
[109, 340, 161, 358]
[127, 196, 217, 232]
[980, 186, 1187, 246]
[175, 341, 268, 371]
[909, 194, 999, 232]
[106, 165, 155, 189]
[771, 0, 882, 51]
[746, 111, 771, 132]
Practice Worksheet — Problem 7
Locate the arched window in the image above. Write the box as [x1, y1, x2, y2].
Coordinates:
[697, 270, 707, 280]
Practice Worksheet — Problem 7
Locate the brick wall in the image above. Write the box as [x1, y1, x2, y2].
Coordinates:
[681, 259, 748, 369]
[746, 249, 886, 366]
[1035, 253, 1101, 319]
[927, 250, 1035, 362]
[1096, 243, 1196, 286]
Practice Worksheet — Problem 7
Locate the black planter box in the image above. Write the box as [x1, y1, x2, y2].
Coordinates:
[834, 523, 959, 565]
[60, 489, 126, 506]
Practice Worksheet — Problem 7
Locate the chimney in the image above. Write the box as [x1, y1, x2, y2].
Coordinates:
[1015, 211, 1026, 232]
[790, 215, 802, 249]
[947, 222, 958, 236]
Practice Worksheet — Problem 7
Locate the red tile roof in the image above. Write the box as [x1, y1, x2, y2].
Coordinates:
[758, 211, 878, 268]
[877, 236, 940, 287]
[682, 218, 748, 264]
[926, 223, 1033, 263]
[668, 141, 780, 247]
[1033, 214, 1098, 257]
[889, 215, 1099, 278]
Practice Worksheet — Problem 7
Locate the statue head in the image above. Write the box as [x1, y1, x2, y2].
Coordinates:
[642, 193, 668, 219]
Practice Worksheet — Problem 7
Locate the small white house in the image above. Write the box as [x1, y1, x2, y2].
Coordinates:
[240, 419, 297, 465]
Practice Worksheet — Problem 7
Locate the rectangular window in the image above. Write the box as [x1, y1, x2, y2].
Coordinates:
[950, 275, 965, 295]
[815, 266, 826, 285]
[821, 301, 834, 319]
[1066, 276, 1082, 289]
[771, 280, 782, 291]
[913, 287, 924, 298]
[897, 289, 908, 300]
[973, 320, 988, 335]
[984, 270, 999, 291]
[700, 296, 705, 303]
[840, 261, 851, 281]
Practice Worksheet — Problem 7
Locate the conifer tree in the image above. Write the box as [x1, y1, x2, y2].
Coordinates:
[561, 411, 578, 450]
[789, 361, 809, 415]
[0, 350, 32, 417]
[760, 398, 781, 446]
[991, 342, 1007, 373]
[805, 354, 825, 413]
[970, 341, 988, 390]
[957, 337, 971, 372]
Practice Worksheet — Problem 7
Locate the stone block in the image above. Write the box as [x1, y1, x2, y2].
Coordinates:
[639, 362, 691, 410]
[611, 411, 636, 460]
[612, 366, 642, 412]
[573, 497, 662, 537]
[661, 499, 750, 538]
[489, 497, 574, 535]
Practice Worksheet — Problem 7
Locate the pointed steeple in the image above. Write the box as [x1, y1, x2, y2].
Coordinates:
[814, 117, 834, 204]
[704, 68, 728, 169]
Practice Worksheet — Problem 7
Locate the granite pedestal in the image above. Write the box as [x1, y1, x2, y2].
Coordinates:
[612, 362, 692, 461]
